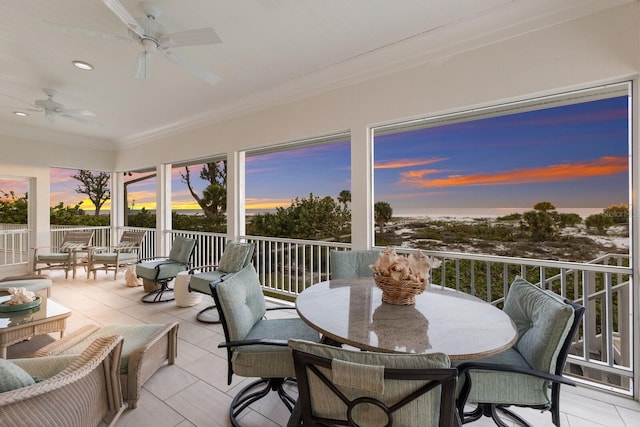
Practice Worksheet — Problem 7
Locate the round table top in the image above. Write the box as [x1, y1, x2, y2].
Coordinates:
[296, 278, 517, 361]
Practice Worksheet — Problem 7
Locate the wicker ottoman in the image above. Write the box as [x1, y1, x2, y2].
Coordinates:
[33, 322, 179, 409]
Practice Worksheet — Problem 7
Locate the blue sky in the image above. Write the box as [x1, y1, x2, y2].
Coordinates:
[374, 96, 629, 215]
[2, 95, 628, 218]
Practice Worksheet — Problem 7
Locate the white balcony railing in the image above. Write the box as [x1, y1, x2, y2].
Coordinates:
[0, 224, 634, 397]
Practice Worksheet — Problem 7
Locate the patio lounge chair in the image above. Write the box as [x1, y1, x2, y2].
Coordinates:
[87, 230, 146, 280]
[33, 230, 94, 279]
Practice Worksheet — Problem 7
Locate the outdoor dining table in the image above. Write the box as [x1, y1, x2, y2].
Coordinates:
[295, 277, 518, 361]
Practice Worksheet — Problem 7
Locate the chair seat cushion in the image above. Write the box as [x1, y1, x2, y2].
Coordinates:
[93, 252, 138, 262]
[53, 324, 170, 374]
[136, 260, 187, 281]
[0, 278, 52, 293]
[189, 270, 227, 294]
[456, 347, 550, 406]
[0, 359, 35, 392]
[36, 253, 71, 262]
[232, 318, 320, 378]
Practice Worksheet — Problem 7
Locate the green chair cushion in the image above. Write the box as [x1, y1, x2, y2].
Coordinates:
[289, 339, 451, 427]
[456, 347, 551, 406]
[93, 252, 138, 262]
[36, 253, 71, 262]
[504, 276, 574, 373]
[136, 260, 188, 281]
[233, 318, 319, 378]
[0, 279, 52, 293]
[189, 270, 226, 294]
[0, 358, 35, 392]
[168, 237, 196, 264]
[215, 264, 266, 342]
[330, 250, 381, 279]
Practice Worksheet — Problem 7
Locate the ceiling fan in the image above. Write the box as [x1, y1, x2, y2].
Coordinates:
[101, 0, 222, 85]
[5, 89, 98, 125]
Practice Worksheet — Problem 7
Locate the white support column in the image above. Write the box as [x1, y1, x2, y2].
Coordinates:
[156, 164, 172, 255]
[226, 150, 245, 241]
[350, 125, 373, 249]
[29, 174, 51, 271]
[110, 172, 125, 244]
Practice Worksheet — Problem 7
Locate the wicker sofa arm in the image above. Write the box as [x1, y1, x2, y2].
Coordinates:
[0, 335, 125, 426]
[32, 324, 101, 357]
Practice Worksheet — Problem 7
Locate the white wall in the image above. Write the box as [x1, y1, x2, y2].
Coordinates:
[114, 4, 639, 247]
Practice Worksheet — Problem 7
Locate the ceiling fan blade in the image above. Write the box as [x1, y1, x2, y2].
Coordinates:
[134, 51, 156, 79]
[1, 94, 37, 108]
[162, 50, 220, 86]
[64, 109, 97, 118]
[60, 114, 101, 126]
[44, 111, 55, 124]
[161, 27, 222, 48]
[44, 20, 132, 43]
[102, 0, 145, 38]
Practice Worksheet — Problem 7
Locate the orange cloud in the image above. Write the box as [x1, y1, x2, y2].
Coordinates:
[401, 156, 628, 188]
[375, 157, 448, 169]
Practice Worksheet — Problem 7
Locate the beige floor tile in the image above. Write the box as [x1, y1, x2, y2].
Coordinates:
[27, 271, 636, 427]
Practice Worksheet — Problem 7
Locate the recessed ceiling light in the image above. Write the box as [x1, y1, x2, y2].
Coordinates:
[13, 111, 28, 117]
[72, 60, 94, 70]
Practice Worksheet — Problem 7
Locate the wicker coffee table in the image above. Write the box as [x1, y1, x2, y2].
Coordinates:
[0, 295, 71, 358]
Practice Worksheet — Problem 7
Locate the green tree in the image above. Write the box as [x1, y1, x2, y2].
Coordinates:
[603, 204, 629, 224]
[71, 170, 111, 216]
[0, 191, 28, 224]
[520, 201, 558, 241]
[181, 161, 227, 221]
[374, 201, 393, 232]
[585, 213, 614, 234]
[337, 190, 351, 207]
[248, 193, 351, 241]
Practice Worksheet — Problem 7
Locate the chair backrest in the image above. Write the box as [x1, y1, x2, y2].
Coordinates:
[211, 263, 266, 343]
[217, 241, 255, 273]
[211, 263, 267, 384]
[330, 249, 381, 279]
[168, 236, 197, 264]
[288, 339, 458, 427]
[59, 230, 95, 251]
[117, 230, 146, 249]
[503, 276, 580, 374]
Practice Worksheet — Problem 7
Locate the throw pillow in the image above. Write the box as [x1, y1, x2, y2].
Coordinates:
[60, 242, 86, 253]
[218, 243, 252, 273]
[0, 359, 35, 392]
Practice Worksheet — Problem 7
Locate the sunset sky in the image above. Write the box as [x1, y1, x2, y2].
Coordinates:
[1, 95, 628, 218]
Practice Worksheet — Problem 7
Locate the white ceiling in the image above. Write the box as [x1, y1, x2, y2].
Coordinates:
[0, 0, 631, 149]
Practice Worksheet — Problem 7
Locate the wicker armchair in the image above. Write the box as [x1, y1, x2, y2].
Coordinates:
[0, 335, 125, 427]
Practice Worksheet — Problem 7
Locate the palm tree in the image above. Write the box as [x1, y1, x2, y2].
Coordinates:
[374, 201, 393, 232]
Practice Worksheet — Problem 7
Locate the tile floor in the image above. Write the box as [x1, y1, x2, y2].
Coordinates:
[25, 271, 640, 427]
